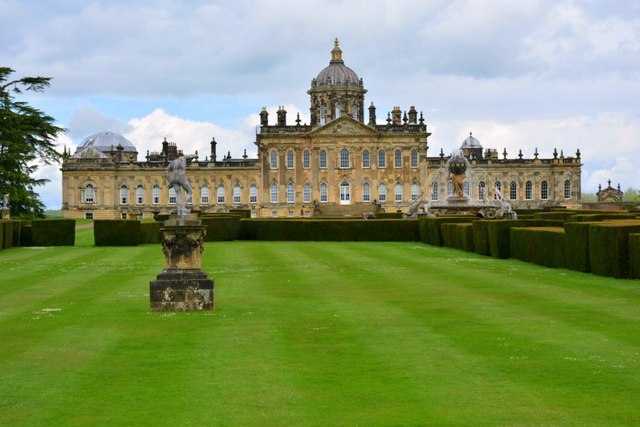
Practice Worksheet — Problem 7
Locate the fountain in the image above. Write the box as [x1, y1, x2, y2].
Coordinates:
[416, 150, 516, 219]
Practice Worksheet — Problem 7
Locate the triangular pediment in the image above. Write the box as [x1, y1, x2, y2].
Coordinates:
[309, 116, 378, 137]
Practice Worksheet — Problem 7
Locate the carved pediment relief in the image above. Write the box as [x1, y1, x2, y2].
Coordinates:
[309, 116, 377, 137]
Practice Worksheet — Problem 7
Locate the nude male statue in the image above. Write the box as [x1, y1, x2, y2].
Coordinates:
[166, 156, 194, 220]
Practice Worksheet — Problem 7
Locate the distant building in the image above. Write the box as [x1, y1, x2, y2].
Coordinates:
[61, 39, 581, 220]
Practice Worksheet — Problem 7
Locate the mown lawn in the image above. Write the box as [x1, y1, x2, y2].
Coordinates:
[1, 230, 639, 425]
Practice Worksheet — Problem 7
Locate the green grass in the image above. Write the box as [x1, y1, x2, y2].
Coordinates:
[1, 235, 640, 425]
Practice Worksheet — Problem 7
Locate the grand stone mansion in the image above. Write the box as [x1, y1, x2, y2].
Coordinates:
[61, 40, 582, 220]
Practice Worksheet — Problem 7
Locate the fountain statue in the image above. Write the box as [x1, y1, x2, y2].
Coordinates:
[419, 150, 516, 219]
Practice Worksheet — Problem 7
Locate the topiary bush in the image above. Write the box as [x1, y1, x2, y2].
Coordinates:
[31, 219, 75, 246]
[94, 220, 140, 246]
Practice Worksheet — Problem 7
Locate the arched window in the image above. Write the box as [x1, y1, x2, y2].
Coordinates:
[270, 182, 278, 203]
[270, 150, 278, 169]
[362, 150, 370, 168]
[169, 188, 177, 205]
[478, 181, 486, 201]
[509, 181, 517, 200]
[83, 184, 95, 203]
[217, 184, 225, 204]
[201, 184, 209, 204]
[378, 182, 387, 202]
[320, 182, 328, 203]
[431, 182, 439, 201]
[119, 185, 128, 205]
[394, 150, 402, 168]
[152, 185, 160, 205]
[136, 185, 144, 205]
[233, 183, 242, 204]
[363, 181, 371, 202]
[319, 150, 327, 169]
[541, 180, 549, 200]
[319, 105, 326, 125]
[286, 150, 294, 169]
[340, 148, 350, 168]
[303, 183, 312, 203]
[378, 150, 386, 168]
[287, 182, 295, 203]
[564, 180, 571, 199]
[463, 181, 470, 197]
[249, 184, 258, 204]
[352, 103, 359, 120]
[447, 181, 453, 197]
[525, 181, 532, 200]
[411, 182, 419, 201]
[303, 150, 310, 169]
[335, 103, 341, 117]
[395, 182, 403, 202]
[494, 181, 502, 199]
[410, 149, 418, 168]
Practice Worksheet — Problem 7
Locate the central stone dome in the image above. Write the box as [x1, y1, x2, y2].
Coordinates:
[79, 131, 137, 153]
[315, 38, 360, 86]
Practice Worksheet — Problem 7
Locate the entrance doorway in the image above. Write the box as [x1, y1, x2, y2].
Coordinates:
[340, 181, 351, 205]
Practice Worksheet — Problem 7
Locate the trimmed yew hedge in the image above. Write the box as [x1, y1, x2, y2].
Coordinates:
[441, 223, 474, 252]
[589, 221, 640, 278]
[629, 233, 640, 279]
[419, 216, 476, 246]
[532, 211, 577, 221]
[510, 227, 566, 268]
[486, 219, 566, 259]
[0, 221, 7, 249]
[563, 222, 599, 273]
[139, 222, 163, 244]
[201, 216, 242, 241]
[31, 219, 75, 246]
[570, 213, 637, 222]
[94, 220, 140, 246]
[239, 219, 419, 241]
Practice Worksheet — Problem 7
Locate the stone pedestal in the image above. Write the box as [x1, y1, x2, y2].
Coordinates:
[150, 218, 214, 311]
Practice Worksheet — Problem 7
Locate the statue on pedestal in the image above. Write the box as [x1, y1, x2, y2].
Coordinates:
[165, 155, 194, 223]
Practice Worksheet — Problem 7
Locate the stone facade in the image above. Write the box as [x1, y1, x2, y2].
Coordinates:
[61, 40, 581, 220]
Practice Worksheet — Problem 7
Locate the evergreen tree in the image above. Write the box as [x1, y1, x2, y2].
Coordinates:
[0, 67, 65, 218]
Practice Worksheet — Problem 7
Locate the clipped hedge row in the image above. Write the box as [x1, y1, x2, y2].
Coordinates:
[441, 223, 474, 252]
[510, 227, 566, 268]
[139, 222, 163, 244]
[239, 219, 419, 241]
[485, 219, 566, 259]
[0, 221, 8, 249]
[570, 213, 637, 222]
[629, 233, 640, 279]
[94, 220, 140, 246]
[418, 216, 476, 246]
[563, 222, 598, 273]
[376, 212, 404, 219]
[532, 211, 577, 221]
[31, 219, 75, 246]
[589, 221, 640, 278]
[201, 216, 242, 241]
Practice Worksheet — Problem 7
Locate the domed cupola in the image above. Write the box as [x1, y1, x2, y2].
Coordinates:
[460, 132, 483, 160]
[308, 39, 367, 126]
[74, 131, 138, 162]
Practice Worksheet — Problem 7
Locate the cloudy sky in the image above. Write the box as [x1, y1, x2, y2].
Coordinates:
[2, 0, 639, 209]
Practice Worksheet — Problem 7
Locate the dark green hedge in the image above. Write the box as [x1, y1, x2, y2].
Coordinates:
[0, 221, 8, 249]
[11, 221, 24, 247]
[20, 224, 32, 246]
[376, 212, 404, 219]
[532, 211, 576, 221]
[510, 227, 566, 268]
[239, 219, 419, 241]
[139, 222, 163, 244]
[563, 222, 600, 273]
[486, 219, 565, 259]
[201, 216, 242, 241]
[472, 220, 491, 255]
[418, 216, 476, 246]
[629, 233, 640, 279]
[31, 219, 75, 246]
[441, 223, 474, 252]
[589, 222, 640, 278]
[228, 209, 251, 219]
[570, 213, 637, 222]
[94, 220, 140, 246]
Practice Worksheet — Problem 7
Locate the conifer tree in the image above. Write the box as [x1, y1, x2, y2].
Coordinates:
[0, 67, 65, 218]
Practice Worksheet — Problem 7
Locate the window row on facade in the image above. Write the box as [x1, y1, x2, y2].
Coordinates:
[430, 179, 574, 201]
[270, 148, 420, 170]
